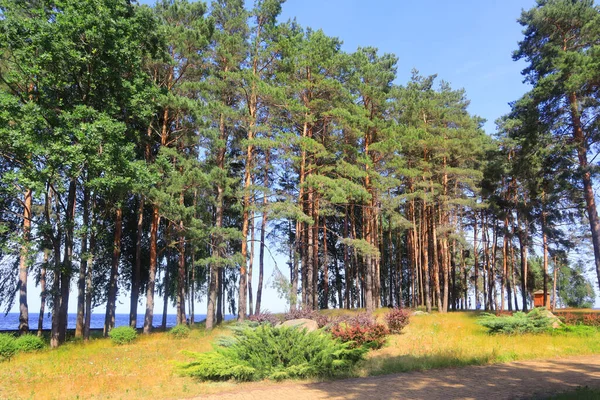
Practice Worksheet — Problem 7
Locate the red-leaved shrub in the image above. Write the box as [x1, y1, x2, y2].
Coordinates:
[559, 312, 580, 325]
[384, 308, 410, 334]
[582, 313, 600, 327]
[328, 313, 389, 350]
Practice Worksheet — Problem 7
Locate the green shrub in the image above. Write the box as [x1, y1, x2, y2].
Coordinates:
[15, 335, 46, 352]
[478, 308, 553, 334]
[108, 326, 137, 345]
[170, 324, 191, 339]
[179, 324, 367, 382]
[0, 334, 17, 362]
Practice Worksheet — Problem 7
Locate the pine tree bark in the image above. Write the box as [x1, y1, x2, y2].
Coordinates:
[568, 93, 600, 295]
[256, 150, 269, 314]
[75, 186, 90, 337]
[37, 250, 48, 337]
[18, 189, 32, 335]
[104, 207, 122, 336]
[130, 197, 144, 328]
[143, 204, 160, 334]
[58, 178, 77, 344]
[248, 209, 255, 316]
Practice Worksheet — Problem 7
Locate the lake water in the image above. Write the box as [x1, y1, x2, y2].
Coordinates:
[0, 312, 234, 331]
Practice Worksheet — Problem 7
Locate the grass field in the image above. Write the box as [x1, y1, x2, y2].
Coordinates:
[1, 311, 599, 400]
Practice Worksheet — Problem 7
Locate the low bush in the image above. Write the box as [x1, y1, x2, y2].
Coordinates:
[14, 334, 45, 352]
[478, 308, 553, 334]
[384, 308, 410, 334]
[0, 334, 17, 362]
[247, 311, 280, 326]
[108, 326, 137, 345]
[329, 313, 389, 349]
[179, 324, 366, 381]
[170, 324, 191, 339]
[582, 313, 600, 327]
[558, 312, 580, 325]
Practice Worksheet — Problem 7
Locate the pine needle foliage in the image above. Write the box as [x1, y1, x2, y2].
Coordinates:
[178, 325, 367, 381]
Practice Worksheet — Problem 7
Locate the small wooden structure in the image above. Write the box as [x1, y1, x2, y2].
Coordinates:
[533, 290, 545, 307]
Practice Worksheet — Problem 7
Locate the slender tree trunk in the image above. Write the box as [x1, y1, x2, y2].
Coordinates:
[84, 196, 96, 341]
[552, 258, 558, 311]
[18, 189, 32, 335]
[569, 93, 600, 294]
[518, 215, 528, 312]
[430, 206, 442, 312]
[37, 250, 49, 337]
[143, 204, 160, 334]
[473, 215, 479, 310]
[422, 202, 431, 312]
[217, 268, 224, 323]
[58, 178, 77, 344]
[291, 220, 299, 310]
[248, 209, 255, 315]
[542, 210, 549, 308]
[323, 222, 329, 309]
[104, 207, 122, 336]
[75, 186, 90, 337]
[130, 197, 144, 328]
[256, 150, 269, 314]
[177, 223, 186, 325]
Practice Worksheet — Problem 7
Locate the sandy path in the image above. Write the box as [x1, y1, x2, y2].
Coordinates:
[190, 355, 600, 399]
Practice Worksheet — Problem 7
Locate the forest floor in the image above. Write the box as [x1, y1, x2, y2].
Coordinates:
[192, 354, 600, 400]
[1, 311, 600, 399]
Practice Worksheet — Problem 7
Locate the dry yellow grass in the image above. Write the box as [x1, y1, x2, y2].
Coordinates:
[1, 312, 599, 400]
[361, 312, 600, 375]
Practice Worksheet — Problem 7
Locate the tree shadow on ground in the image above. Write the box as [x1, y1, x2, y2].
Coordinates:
[296, 356, 600, 400]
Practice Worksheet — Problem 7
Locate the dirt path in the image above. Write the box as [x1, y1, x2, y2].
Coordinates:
[191, 355, 600, 399]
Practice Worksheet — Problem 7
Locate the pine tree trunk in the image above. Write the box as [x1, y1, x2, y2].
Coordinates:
[143, 204, 160, 334]
[518, 215, 528, 312]
[104, 207, 122, 336]
[248, 209, 255, 316]
[421, 202, 431, 313]
[18, 188, 32, 335]
[130, 197, 144, 328]
[75, 186, 90, 337]
[473, 215, 479, 310]
[177, 192, 186, 325]
[84, 196, 96, 341]
[569, 93, 600, 294]
[58, 178, 77, 344]
[162, 252, 169, 330]
[323, 222, 329, 309]
[177, 222, 186, 325]
[256, 150, 269, 314]
[343, 207, 351, 309]
[37, 250, 48, 337]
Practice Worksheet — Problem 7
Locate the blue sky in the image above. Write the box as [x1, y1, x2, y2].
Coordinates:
[278, 0, 534, 134]
[15, 1, 541, 317]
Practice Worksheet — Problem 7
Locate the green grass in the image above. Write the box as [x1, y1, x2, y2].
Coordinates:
[1, 312, 599, 399]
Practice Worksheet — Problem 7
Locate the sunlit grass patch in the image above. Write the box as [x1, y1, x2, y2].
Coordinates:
[1, 312, 599, 399]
